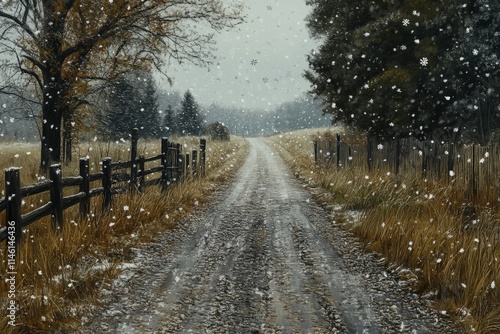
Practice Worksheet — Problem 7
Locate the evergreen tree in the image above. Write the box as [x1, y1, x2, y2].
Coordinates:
[305, 0, 500, 143]
[162, 104, 177, 137]
[140, 75, 161, 138]
[102, 71, 160, 140]
[178, 90, 203, 136]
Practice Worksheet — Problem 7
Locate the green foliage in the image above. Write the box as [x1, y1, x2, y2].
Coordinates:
[178, 90, 203, 136]
[100, 71, 160, 140]
[305, 0, 500, 143]
[162, 104, 177, 137]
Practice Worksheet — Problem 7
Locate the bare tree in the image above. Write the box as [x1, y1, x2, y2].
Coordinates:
[0, 0, 243, 170]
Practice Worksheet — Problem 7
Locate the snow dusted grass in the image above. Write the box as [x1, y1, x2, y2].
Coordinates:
[0, 136, 248, 332]
[268, 129, 500, 334]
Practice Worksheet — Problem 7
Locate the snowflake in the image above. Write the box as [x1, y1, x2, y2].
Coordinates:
[250, 59, 257, 65]
[420, 57, 429, 66]
[413, 10, 420, 16]
[400, 45, 407, 50]
[473, 49, 479, 55]
[402, 19, 410, 26]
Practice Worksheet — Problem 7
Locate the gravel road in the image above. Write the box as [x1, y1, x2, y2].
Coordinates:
[81, 138, 462, 333]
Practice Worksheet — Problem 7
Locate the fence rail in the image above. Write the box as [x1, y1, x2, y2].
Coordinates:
[314, 135, 500, 205]
[0, 129, 207, 248]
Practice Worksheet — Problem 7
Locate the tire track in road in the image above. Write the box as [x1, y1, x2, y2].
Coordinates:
[81, 138, 461, 334]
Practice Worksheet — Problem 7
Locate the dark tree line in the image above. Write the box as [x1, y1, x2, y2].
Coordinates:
[98, 80, 203, 140]
[304, 0, 500, 144]
[204, 96, 330, 136]
[99, 71, 160, 141]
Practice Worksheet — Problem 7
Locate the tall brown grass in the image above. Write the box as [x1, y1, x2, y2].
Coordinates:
[0, 136, 248, 333]
[268, 129, 500, 334]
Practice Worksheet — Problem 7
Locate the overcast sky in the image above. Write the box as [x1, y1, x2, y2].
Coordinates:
[160, 0, 318, 111]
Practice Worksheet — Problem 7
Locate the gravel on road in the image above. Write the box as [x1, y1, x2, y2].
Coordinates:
[80, 138, 462, 334]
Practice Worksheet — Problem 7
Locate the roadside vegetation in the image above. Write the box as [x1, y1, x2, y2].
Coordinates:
[0, 136, 248, 333]
[268, 128, 500, 334]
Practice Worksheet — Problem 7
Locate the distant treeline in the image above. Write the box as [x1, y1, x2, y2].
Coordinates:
[202, 97, 331, 137]
[0, 78, 330, 141]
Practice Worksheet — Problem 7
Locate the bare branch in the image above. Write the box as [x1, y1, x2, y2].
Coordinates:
[0, 9, 37, 40]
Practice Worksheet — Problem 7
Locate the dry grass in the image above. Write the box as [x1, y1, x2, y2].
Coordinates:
[268, 128, 500, 334]
[0, 135, 248, 333]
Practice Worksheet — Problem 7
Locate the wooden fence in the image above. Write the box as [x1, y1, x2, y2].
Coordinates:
[0, 129, 207, 248]
[314, 135, 500, 204]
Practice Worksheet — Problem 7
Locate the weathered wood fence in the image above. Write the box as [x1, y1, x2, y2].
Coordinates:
[0, 129, 207, 248]
[314, 135, 500, 204]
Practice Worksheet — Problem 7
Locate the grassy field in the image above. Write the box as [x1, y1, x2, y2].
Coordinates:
[0, 136, 249, 333]
[268, 128, 500, 334]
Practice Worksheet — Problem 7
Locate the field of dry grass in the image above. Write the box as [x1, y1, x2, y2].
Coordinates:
[0, 136, 249, 333]
[268, 128, 500, 334]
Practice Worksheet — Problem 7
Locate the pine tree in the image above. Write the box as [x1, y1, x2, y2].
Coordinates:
[163, 104, 177, 137]
[102, 71, 160, 140]
[178, 90, 203, 136]
[138, 74, 161, 138]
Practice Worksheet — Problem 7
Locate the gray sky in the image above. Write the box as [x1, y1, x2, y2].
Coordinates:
[161, 0, 318, 111]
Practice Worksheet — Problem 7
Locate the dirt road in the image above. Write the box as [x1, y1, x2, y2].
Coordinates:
[82, 138, 460, 333]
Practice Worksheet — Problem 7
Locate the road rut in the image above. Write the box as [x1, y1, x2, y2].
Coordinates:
[81, 138, 461, 333]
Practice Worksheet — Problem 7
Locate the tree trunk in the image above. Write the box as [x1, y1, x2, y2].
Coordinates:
[39, 2, 67, 171]
[40, 79, 65, 171]
[40, 104, 63, 171]
[63, 112, 73, 165]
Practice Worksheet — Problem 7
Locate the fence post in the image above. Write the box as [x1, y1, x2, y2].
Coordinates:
[161, 137, 169, 189]
[448, 143, 455, 183]
[130, 128, 138, 187]
[314, 141, 318, 166]
[348, 146, 352, 168]
[139, 155, 145, 193]
[395, 137, 401, 175]
[328, 140, 333, 164]
[192, 149, 198, 175]
[336, 134, 341, 169]
[367, 136, 373, 172]
[200, 139, 206, 177]
[79, 158, 90, 217]
[185, 152, 190, 178]
[176, 143, 182, 181]
[102, 158, 112, 209]
[5, 168, 22, 249]
[472, 144, 477, 203]
[171, 143, 177, 181]
[49, 164, 63, 231]
[421, 141, 427, 177]
[179, 153, 185, 182]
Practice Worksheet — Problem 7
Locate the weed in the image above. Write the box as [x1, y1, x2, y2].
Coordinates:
[269, 129, 499, 334]
[0, 136, 248, 332]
